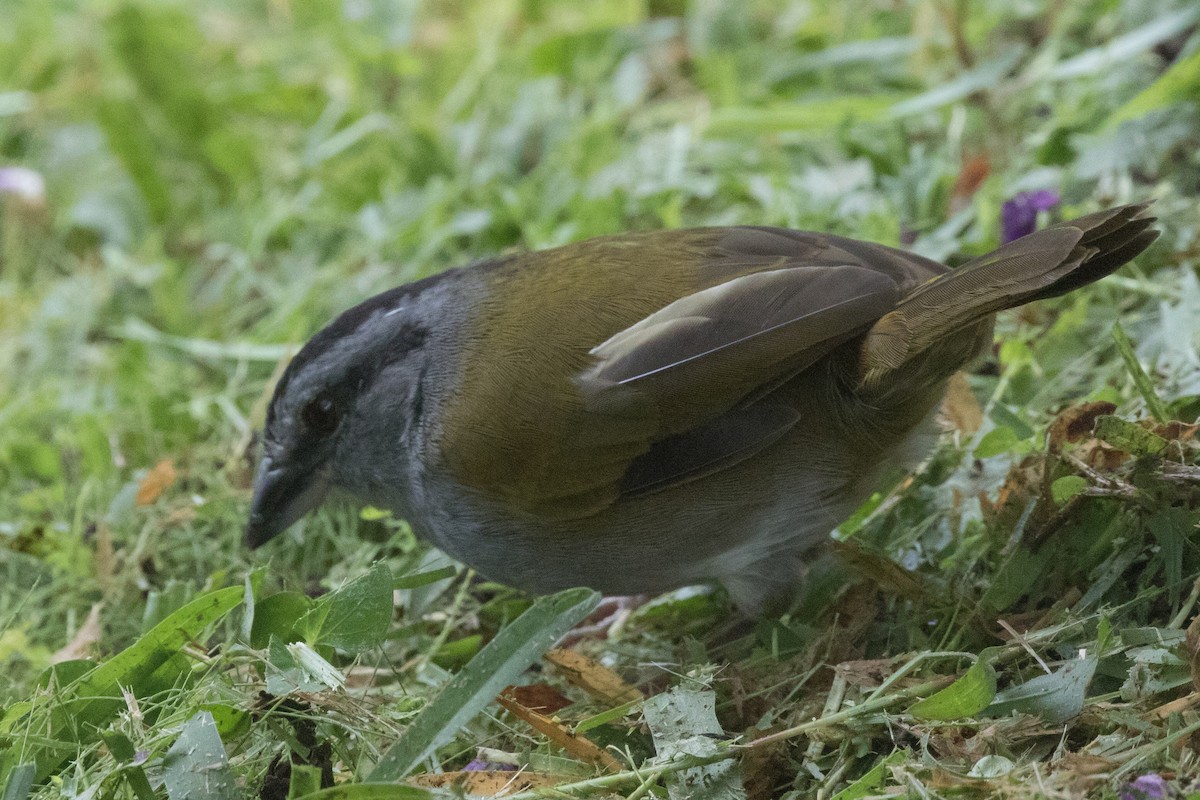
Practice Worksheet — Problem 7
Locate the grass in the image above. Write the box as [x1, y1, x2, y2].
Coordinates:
[1, 0, 1199, 797]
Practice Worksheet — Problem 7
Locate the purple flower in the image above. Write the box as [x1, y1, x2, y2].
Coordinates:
[463, 758, 516, 772]
[1120, 773, 1169, 800]
[1000, 189, 1060, 243]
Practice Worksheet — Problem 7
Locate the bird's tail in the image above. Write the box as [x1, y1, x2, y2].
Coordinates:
[858, 202, 1159, 390]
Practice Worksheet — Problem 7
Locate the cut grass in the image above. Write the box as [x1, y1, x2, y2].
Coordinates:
[1, 0, 1199, 798]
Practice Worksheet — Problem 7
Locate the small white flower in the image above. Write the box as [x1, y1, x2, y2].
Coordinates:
[0, 166, 46, 205]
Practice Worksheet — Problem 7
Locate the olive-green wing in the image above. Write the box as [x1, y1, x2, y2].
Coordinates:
[439, 228, 924, 520]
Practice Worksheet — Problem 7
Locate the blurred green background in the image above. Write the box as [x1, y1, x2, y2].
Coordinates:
[1, 1, 1199, 797]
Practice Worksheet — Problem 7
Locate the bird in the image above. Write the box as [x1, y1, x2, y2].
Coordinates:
[245, 202, 1157, 613]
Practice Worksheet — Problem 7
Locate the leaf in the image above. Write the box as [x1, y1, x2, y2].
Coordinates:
[974, 426, 1021, 459]
[707, 94, 899, 135]
[1093, 415, 1168, 456]
[1048, 6, 1200, 80]
[392, 565, 457, 590]
[160, 711, 236, 800]
[250, 592, 312, 648]
[1051, 475, 1088, 504]
[1, 764, 34, 800]
[1112, 323, 1170, 423]
[1185, 614, 1200, 692]
[985, 657, 1098, 723]
[981, 547, 1045, 612]
[369, 587, 600, 781]
[288, 765, 323, 799]
[544, 648, 643, 706]
[50, 602, 103, 664]
[1047, 402, 1118, 451]
[1120, 646, 1190, 700]
[65, 586, 243, 727]
[910, 655, 998, 721]
[497, 688, 621, 770]
[22, 587, 244, 781]
[1146, 507, 1191, 606]
[301, 562, 393, 652]
[968, 755, 1015, 778]
[644, 685, 743, 800]
[95, 98, 172, 223]
[135, 459, 177, 506]
[941, 372, 983, 436]
[266, 638, 344, 695]
[1108, 47, 1200, 127]
[201, 704, 251, 740]
[830, 750, 906, 799]
[889, 47, 1025, 117]
[767, 37, 922, 80]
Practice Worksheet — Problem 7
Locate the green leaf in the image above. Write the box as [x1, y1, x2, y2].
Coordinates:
[393, 565, 458, 590]
[300, 562, 393, 652]
[910, 654, 998, 721]
[974, 426, 1020, 459]
[1145, 507, 1192, 607]
[251, 592, 312, 648]
[201, 703, 252, 740]
[985, 657, 1097, 723]
[981, 547, 1045, 611]
[768, 37, 921, 81]
[988, 404, 1035, 442]
[707, 94, 899, 135]
[831, 750, 906, 799]
[161, 711, 237, 800]
[1, 763, 34, 800]
[369, 587, 600, 781]
[644, 685, 743, 800]
[1051, 475, 1089, 504]
[431, 634, 482, 669]
[266, 638, 344, 695]
[1111, 323, 1169, 423]
[889, 47, 1024, 117]
[1049, 6, 1200, 80]
[1093, 415, 1168, 456]
[1107, 47, 1200, 127]
[288, 765, 324, 799]
[95, 98, 172, 223]
[63, 586, 243, 728]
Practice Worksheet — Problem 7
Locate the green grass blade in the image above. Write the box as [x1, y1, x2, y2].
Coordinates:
[369, 587, 600, 781]
[1111, 322, 1170, 422]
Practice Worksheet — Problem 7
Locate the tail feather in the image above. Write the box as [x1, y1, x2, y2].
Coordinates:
[858, 201, 1158, 388]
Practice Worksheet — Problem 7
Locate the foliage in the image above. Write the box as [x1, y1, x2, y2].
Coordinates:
[1, 0, 1199, 797]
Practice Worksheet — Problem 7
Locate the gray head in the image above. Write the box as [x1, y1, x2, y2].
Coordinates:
[245, 278, 443, 548]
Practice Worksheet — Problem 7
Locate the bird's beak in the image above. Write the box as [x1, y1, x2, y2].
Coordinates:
[244, 454, 330, 548]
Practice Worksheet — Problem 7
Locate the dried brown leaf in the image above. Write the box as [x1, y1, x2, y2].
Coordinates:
[508, 682, 572, 714]
[833, 659, 897, 689]
[135, 459, 177, 506]
[497, 687, 622, 771]
[407, 769, 566, 795]
[544, 649, 642, 706]
[941, 371, 983, 435]
[950, 154, 990, 212]
[1047, 402, 1117, 452]
[51, 603, 103, 664]
[1186, 612, 1200, 692]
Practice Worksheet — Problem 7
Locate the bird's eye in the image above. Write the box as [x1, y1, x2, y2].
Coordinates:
[301, 394, 342, 436]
